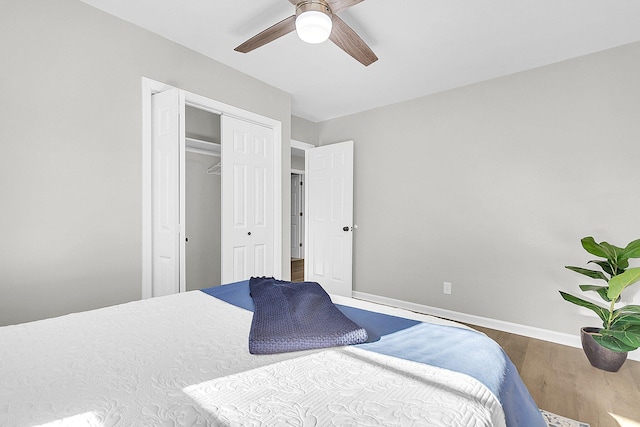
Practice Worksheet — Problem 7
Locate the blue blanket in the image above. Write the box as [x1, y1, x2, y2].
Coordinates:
[246, 277, 368, 354]
[202, 281, 546, 427]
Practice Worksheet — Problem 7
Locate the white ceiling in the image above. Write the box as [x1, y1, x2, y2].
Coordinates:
[81, 0, 640, 122]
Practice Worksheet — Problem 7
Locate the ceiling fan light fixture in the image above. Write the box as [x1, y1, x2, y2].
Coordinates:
[295, 1, 333, 44]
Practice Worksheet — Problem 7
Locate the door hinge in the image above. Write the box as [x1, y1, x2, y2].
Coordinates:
[300, 181, 303, 185]
[299, 212, 303, 216]
[299, 243, 303, 247]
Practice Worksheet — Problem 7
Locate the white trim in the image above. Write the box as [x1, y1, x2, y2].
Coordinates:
[141, 79, 154, 299]
[291, 139, 314, 150]
[273, 127, 283, 280]
[291, 169, 305, 175]
[352, 290, 640, 362]
[291, 139, 313, 159]
[141, 77, 282, 298]
[186, 137, 221, 156]
[178, 90, 186, 294]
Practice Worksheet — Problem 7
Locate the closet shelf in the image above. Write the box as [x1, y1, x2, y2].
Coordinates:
[186, 137, 220, 157]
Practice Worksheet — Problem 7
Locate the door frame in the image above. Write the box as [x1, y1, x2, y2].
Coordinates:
[290, 139, 314, 263]
[141, 77, 282, 298]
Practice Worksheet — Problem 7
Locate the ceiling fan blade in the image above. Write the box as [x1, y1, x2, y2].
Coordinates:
[235, 15, 296, 53]
[329, 15, 377, 66]
[326, 0, 364, 14]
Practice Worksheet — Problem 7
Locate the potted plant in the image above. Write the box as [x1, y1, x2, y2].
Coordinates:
[559, 236, 640, 372]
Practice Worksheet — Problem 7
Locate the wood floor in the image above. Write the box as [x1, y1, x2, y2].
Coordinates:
[291, 258, 304, 282]
[471, 325, 640, 427]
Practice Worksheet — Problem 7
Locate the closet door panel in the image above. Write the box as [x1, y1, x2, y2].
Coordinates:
[151, 89, 181, 297]
[232, 246, 248, 282]
[222, 116, 275, 283]
[249, 123, 274, 279]
[253, 166, 267, 227]
[253, 244, 267, 277]
[232, 163, 248, 228]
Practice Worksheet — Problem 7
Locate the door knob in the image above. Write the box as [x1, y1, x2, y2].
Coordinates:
[248, 232, 252, 236]
[343, 226, 349, 231]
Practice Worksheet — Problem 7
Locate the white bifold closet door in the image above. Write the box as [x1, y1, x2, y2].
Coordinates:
[221, 115, 275, 283]
[150, 88, 185, 297]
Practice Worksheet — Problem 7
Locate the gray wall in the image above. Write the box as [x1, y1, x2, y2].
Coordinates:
[185, 107, 221, 290]
[291, 116, 319, 144]
[0, 0, 292, 326]
[291, 155, 305, 171]
[314, 41, 640, 337]
[186, 152, 221, 291]
[186, 106, 221, 143]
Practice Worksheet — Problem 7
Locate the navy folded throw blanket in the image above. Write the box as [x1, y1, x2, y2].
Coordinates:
[248, 277, 368, 354]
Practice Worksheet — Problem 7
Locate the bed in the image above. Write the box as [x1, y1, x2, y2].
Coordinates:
[0, 279, 547, 426]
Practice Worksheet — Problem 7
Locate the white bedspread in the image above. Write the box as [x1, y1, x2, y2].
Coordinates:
[186, 347, 503, 426]
[0, 291, 505, 426]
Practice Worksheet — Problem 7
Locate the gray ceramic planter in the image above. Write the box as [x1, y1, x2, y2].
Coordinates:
[580, 327, 628, 372]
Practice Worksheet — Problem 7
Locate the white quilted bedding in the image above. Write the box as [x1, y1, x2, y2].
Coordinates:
[0, 291, 505, 426]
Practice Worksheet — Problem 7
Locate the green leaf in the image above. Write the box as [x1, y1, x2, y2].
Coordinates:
[580, 237, 640, 274]
[559, 291, 609, 324]
[611, 314, 640, 327]
[615, 305, 640, 315]
[593, 334, 637, 352]
[623, 239, 640, 259]
[611, 305, 640, 327]
[578, 284, 611, 302]
[566, 266, 608, 282]
[607, 267, 640, 301]
[601, 241, 623, 260]
[616, 258, 630, 272]
[581, 237, 609, 258]
[588, 260, 616, 277]
[601, 327, 640, 349]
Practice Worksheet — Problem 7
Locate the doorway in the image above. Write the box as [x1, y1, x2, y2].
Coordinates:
[291, 139, 313, 282]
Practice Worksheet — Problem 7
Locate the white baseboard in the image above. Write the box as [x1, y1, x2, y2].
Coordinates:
[352, 291, 640, 362]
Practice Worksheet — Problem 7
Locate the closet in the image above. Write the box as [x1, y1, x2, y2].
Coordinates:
[143, 79, 282, 299]
[185, 106, 221, 291]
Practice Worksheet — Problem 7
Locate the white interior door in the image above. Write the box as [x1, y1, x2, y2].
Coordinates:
[150, 88, 185, 297]
[305, 140, 354, 296]
[221, 115, 275, 283]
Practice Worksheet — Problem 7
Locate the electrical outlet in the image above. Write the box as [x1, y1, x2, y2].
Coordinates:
[443, 282, 452, 295]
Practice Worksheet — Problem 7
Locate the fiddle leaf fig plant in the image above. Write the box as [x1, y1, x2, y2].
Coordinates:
[559, 236, 640, 352]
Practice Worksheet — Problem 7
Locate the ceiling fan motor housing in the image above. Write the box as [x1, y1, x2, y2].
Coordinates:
[296, 0, 333, 18]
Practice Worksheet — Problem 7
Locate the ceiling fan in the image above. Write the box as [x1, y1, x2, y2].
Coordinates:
[234, 0, 378, 66]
